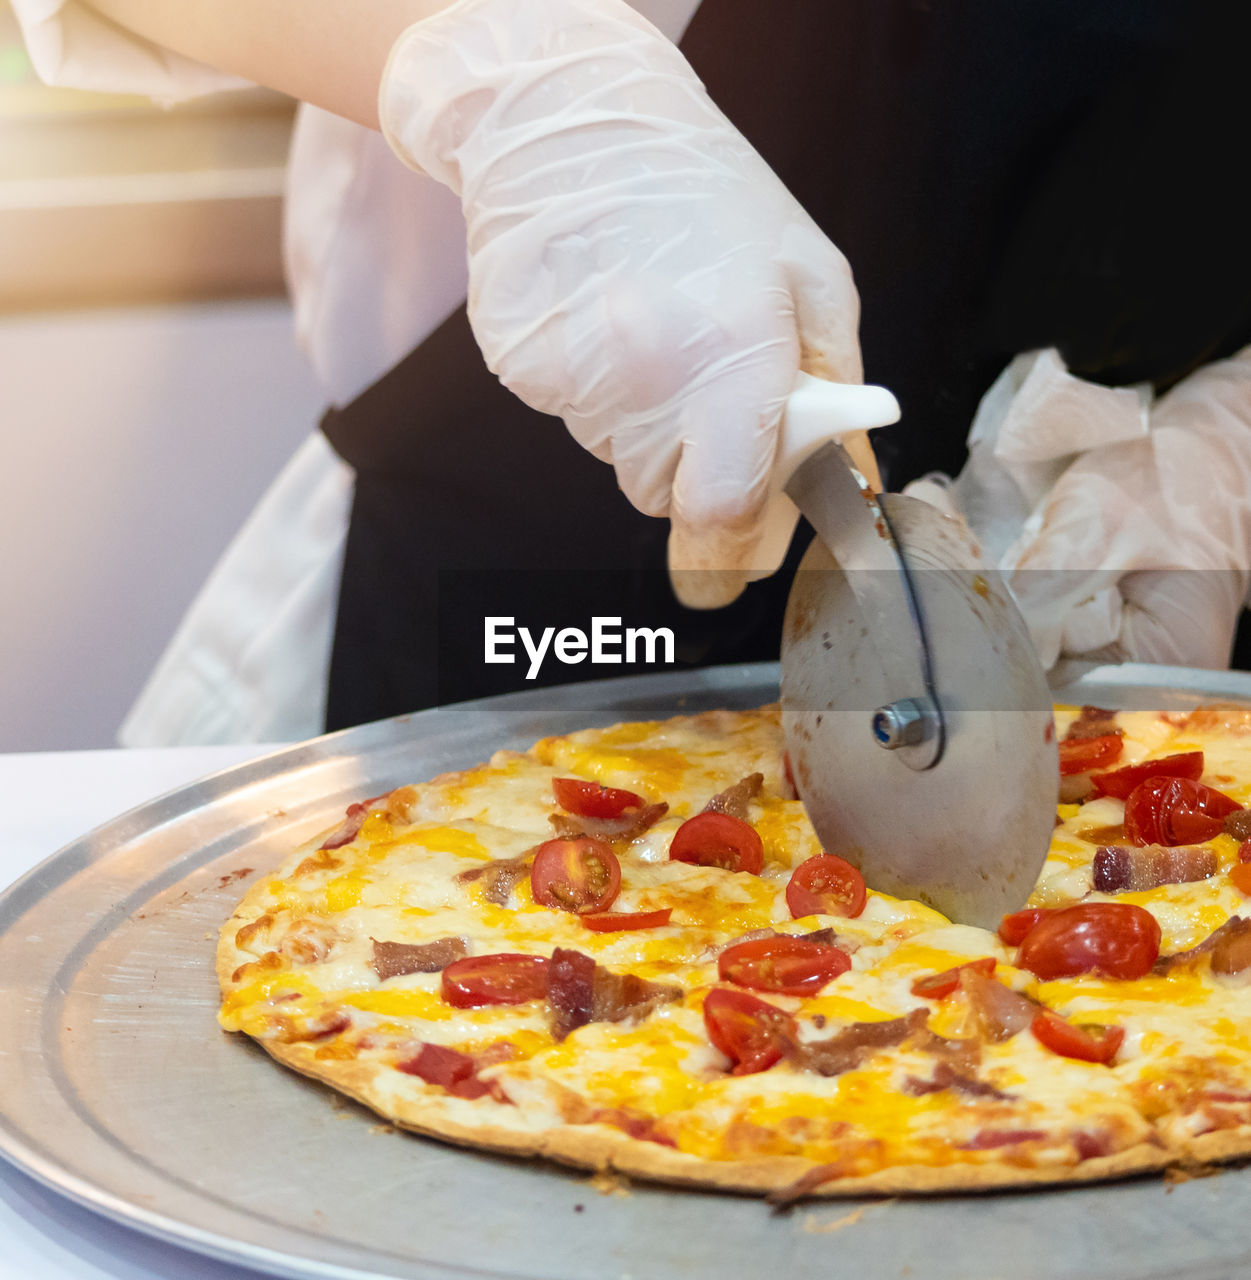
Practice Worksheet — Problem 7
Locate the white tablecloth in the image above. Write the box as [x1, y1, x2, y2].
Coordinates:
[0, 745, 289, 1280]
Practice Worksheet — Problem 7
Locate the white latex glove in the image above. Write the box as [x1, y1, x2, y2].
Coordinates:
[1007, 347, 1251, 669]
[378, 0, 864, 607]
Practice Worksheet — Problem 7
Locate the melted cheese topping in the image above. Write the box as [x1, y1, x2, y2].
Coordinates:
[220, 701, 1251, 1178]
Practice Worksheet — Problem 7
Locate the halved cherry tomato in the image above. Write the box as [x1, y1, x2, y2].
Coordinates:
[998, 907, 1052, 946]
[785, 853, 867, 919]
[1015, 903, 1161, 981]
[1090, 751, 1204, 800]
[441, 953, 550, 1007]
[910, 956, 997, 999]
[1230, 863, 1251, 896]
[552, 777, 645, 819]
[668, 812, 764, 874]
[1123, 776, 1240, 847]
[581, 908, 673, 932]
[1058, 734, 1124, 776]
[702, 988, 796, 1075]
[1030, 1009, 1125, 1064]
[717, 936, 851, 996]
[530, 837, 621, 913]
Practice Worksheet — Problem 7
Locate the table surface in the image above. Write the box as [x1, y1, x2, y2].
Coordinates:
[0, 744, 287, 1280]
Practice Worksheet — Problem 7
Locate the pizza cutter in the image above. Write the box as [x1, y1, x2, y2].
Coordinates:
[764, 375, 1058, 929]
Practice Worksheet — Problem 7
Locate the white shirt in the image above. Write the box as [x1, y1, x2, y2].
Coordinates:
[11, 0, 703, 744]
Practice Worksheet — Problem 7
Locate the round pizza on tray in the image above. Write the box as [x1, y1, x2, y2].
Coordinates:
[218, 700, 1251, 1199]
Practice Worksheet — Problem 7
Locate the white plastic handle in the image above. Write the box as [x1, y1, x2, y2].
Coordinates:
[746, 373, 901, 580]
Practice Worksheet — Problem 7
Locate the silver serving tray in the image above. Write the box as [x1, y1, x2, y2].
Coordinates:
[4, 661, 1251, 1280]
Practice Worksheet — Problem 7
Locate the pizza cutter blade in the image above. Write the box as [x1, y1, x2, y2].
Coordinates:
[773, 379, 1057, 929]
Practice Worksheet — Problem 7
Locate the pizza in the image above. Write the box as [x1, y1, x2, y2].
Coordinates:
[217, 699, 1251, 1199]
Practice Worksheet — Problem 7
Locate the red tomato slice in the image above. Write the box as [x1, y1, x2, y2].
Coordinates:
[1090, 751, 1204, 800]
[552, 777, 645, 819]
[998, 908, 1052, 946]
[717, 936, 851, 996]
[1058, 734, 1124, 776]
[910, 957, 997, 999]
[785, 853, 867, 919]
[1015, 903, 1161, 981]
[1230, 863, 1251, 896]
[702, 988, 796, 1075]
[530, 837, 621, 913]
[668, 812, 764, 874]
[580, 908, 673, 932]
[441, 953, 550, 1007]
[1030, 1009, 1125, 1064]
[1123, 776, 1240, 847]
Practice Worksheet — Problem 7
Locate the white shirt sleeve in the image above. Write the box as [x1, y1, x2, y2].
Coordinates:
[11, 0, 251, 102]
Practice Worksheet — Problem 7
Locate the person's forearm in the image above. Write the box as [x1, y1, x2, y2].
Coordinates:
[83, 0, 455, 127]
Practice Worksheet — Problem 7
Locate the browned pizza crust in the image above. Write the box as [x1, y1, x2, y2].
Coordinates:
[230, 1030, 1183, 1198]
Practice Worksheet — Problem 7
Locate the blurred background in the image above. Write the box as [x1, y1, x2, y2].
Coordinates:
[0, 1, 321, 751]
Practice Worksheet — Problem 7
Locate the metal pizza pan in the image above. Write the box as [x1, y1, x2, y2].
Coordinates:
[3, 661, 1251, 1280]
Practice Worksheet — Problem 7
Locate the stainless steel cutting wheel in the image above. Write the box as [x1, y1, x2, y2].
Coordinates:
[780, 493, 1058, 928]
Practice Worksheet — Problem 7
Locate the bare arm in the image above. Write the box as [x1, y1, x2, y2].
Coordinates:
[82, 0, 456, 127]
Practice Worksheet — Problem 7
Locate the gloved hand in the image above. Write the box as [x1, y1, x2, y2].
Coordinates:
[378, 0, 867, 607]
[1007, 347, 1251, 669]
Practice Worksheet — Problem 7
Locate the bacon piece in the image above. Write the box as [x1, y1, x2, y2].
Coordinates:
[960, 971, 1036, 1042]
[705, 926, 859, 963]
[1064, 706, 1123, 742]
[788, 1008, 929, 1077]
[1155, 916, 1251, 974]
[397, 1043, 491, 1099]
[918, 1025, 983, 1078]
[318, 792, 389, 851]
[589, 1107, 677, 1147]
[548, 802, 668, 842]
[902, 1061, 1013, 1101]
[371, 936, 468, 980]
[546, 949, 597, 1040]
[802, 926, 860, 953]
[1093, 843, 1217, 894]
[546, 947, 681, 1041]
[456, 854, 532, 906]
[704, 773, 764, 821]
[1212, 921, 1251, 976]
[1226, 810, 1251, 841]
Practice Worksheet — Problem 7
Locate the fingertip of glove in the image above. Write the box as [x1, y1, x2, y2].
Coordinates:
[667, 566, 750, 610]
[666, 520, 756, 609]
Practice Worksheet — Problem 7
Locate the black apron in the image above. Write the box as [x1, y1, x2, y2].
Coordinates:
[321, 0, 1251, 731]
